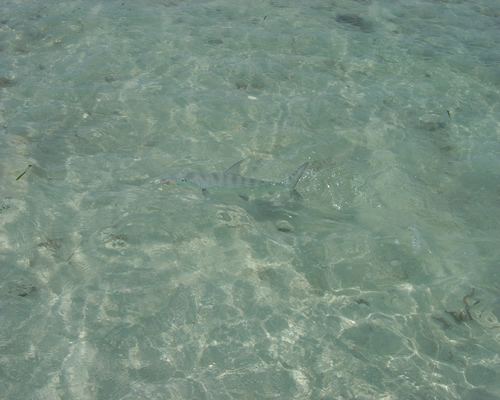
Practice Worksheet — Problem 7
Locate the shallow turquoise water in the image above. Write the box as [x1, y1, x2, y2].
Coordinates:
[1, 0, 499, 399]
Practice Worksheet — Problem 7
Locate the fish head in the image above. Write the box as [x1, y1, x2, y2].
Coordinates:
[162, 173, 201, 189]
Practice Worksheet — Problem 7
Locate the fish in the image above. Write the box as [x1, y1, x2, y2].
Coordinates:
[162, 160, 309, 199]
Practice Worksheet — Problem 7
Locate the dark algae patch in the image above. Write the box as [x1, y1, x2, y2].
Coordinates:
[336, 14, 373, 32]
[0, 77, 14, 88]
[4, 282, 37, 298]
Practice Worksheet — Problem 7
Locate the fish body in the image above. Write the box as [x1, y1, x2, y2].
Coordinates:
[163, 160, 308, 199]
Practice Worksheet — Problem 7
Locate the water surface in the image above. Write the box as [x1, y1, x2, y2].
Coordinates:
[1, 0, 499, 399]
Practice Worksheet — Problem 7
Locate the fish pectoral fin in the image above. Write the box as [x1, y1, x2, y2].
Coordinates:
[225, 160, 244, 175]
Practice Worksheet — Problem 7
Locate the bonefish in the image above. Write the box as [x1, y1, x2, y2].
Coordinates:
[162, 160, 308, 199]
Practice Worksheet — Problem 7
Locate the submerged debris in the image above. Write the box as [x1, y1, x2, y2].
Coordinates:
[16, 164, 32, 181]
[355, 298, 370, 307]
[434, 288, 477, 328]
[432, 316, 450, 329]
[37, 238, 62, 250]
[445, 310, 468, 323]
[463, 288, 476, 320]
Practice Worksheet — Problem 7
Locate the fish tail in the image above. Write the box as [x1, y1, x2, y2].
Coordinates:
[287, 163, 308, 189]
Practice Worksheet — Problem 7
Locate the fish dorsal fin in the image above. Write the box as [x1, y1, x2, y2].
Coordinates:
[225, 160, 244, 175]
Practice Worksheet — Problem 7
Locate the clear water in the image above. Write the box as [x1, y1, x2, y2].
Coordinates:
[1, 0, 499, 399]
